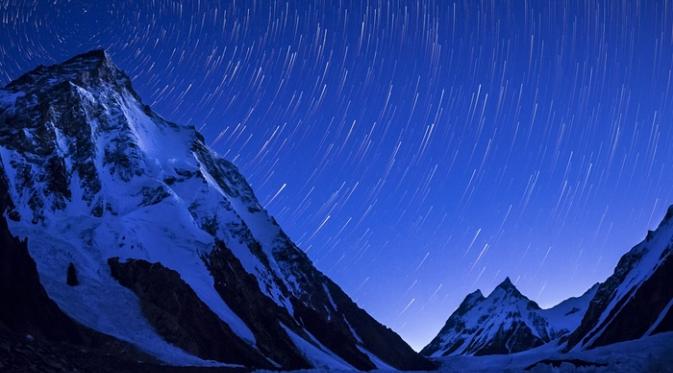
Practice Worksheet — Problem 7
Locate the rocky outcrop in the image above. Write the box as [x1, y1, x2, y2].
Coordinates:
[107, 257, 270, 368]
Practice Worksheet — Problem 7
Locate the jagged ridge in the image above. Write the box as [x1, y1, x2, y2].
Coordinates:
[423, 206, 673, 359]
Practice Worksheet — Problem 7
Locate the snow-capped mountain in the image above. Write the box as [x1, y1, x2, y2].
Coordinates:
[566, 205, 673, 350]
[423, 207, 673, 371]
[421, 278, 597, 357]
[423, 205, 673, 362]
[0, 50, 433, 370]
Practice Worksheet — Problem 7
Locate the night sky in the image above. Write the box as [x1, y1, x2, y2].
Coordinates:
[1, 0, 673, 350]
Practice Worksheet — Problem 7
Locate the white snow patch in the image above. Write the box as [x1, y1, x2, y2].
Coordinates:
[280, 324, 354, 370]
[343, 316, 364, 344]
[540, 283, 598, 334]
[356, 345, 395, 370]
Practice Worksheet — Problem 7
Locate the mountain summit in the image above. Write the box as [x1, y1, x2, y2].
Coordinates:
[0, 50, 433, 370]
[494, 276, 521, 294]
[421, 277, 597, 357]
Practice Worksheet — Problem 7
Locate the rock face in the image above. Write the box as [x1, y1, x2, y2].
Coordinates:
[107, 257, 270, 368]
[0, 50, 432, 370]
[421, 278, 597, 357]
[566, 205, 673, 350]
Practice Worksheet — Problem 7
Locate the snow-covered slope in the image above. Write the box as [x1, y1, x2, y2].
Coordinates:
[0, 50, 433, 370]
[421, 278, 596, 357]
[539, 283, 598, 336]
[566, 206, 673, 350]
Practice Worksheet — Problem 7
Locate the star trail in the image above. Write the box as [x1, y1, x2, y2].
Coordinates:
[1, 0, 673, 349]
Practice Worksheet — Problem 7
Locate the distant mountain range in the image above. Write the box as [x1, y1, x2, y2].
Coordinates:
[421, 277, 598, 357]
[0, 50, 671, 372]
[422, 205, 673, 366]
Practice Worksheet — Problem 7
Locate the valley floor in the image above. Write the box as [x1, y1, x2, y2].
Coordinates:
[434, 332, 673, 373]
[2, 329, 671, 372]
[254, 332, 673, 373]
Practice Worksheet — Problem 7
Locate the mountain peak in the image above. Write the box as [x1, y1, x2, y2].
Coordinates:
[64, 48, 109, 63]
[457, 289, 485, 312]
[467, 289, 484, 299]
[422, 276, 552, 357]
[60, 48, 115, 71]
[495, 276, 517, 291]
[489, 276, 535, 306]
[4, 48, 128, 94]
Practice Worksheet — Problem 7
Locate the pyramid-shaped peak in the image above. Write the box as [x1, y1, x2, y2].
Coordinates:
[496, 276, 516, 291]
[490, 276, 528, 299]
[4, 48, 128, 93]
[489, 277, 540, 309]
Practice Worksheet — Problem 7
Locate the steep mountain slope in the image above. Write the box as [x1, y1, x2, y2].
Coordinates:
[0, 170, 210, 372]
[0, 175, 82, 345]
[566, 205, 673, 350]
[0, 49, 433, 370]
[421, 278, 596, 357]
